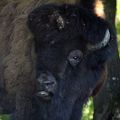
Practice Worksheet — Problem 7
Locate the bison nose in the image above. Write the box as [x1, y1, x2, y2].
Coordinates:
[43, 80, 56, 88]
[36, 72, 57, 100]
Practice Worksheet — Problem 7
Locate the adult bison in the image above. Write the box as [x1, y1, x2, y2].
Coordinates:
[0, 0, 116, 120]
[27, 1, 116, 120]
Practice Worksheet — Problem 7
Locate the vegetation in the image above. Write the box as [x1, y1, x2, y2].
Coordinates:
[116, 0, 120, 55]
[0, 115, 10, 120]
[82, 98, 94, 120]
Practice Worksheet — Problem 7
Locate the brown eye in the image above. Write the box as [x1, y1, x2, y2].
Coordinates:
[68, 50, 83, 67]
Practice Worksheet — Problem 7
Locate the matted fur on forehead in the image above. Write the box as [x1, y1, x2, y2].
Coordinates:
[27, 3, 108, 46]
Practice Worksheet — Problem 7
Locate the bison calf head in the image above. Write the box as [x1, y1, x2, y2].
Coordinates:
[28, 4, 116, 120]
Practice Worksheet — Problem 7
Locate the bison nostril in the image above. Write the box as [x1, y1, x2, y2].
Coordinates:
[44, 80, 56, 86]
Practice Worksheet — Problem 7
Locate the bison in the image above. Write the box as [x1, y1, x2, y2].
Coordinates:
[27, 2, 116, 120]
[0, 0, 116, 120]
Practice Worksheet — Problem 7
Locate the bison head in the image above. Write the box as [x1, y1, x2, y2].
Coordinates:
[28, 4, 116, 120]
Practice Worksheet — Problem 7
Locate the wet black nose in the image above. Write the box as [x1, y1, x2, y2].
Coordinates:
[36, 72, 57, 100]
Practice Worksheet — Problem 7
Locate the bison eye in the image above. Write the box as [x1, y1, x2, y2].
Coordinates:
[68, 50, 83, 67]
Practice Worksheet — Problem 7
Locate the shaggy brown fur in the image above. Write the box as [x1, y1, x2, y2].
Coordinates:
[0, 1, 37, 119]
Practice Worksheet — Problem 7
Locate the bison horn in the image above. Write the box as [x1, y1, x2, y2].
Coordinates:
[87, 29, 110, 50]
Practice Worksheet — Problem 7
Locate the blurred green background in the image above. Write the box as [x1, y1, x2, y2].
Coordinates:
[0, 0, 120, 120]
[116, 0, 120, 55]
